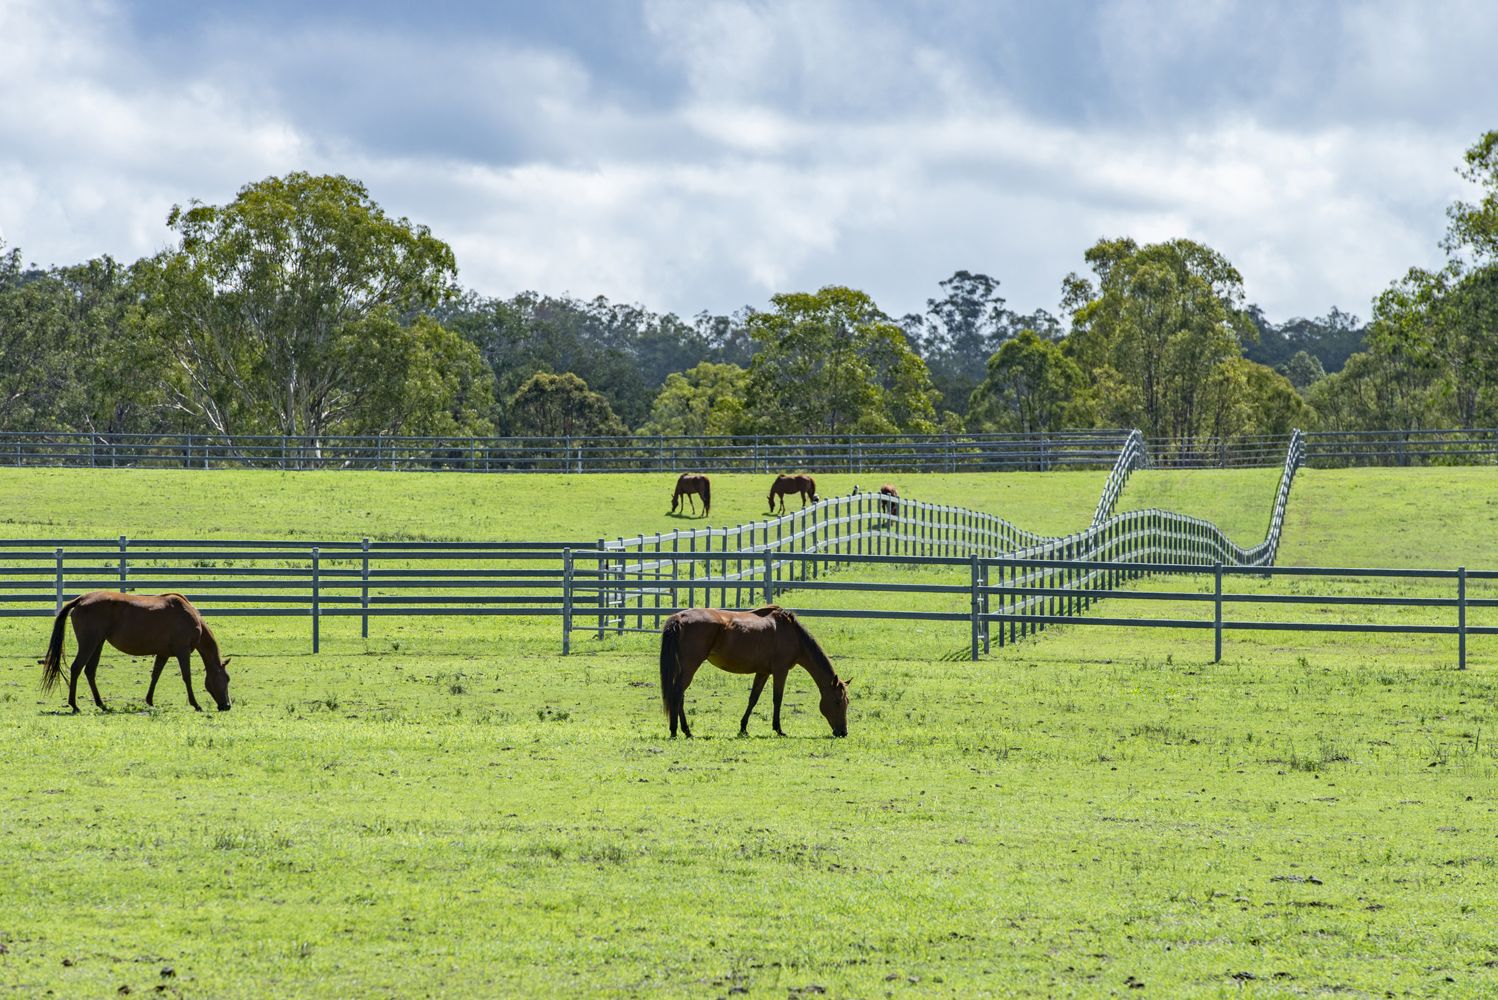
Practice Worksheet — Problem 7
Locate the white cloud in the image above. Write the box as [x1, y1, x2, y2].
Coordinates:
[0, 0, 1487, 327]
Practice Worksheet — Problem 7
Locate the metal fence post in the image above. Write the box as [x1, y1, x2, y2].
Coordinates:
[597, 537, 607, 639]
[361, 537, 370, 639]
[118, 535, 128, 592]
[1213, 562, 1223, 663]
[969, 552, 980, 661]
[1458, 566, 1467, 670]
[311, 546, 320, 654]
[763, 548, 773, 605]
[981, 559, 991, 654]
[54, 546, 64, 612]
[562, 548, 573, 655]
[618, 536, 627, 632]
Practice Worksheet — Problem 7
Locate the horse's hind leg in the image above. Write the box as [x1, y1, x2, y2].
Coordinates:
[66, 638, 104, 713]
[739, 671, 769, 735]
[145, 654, 169, 707]
[675, 661, 703, 739]
[178, 653, 202, 711]
[83, 643, 108, 712]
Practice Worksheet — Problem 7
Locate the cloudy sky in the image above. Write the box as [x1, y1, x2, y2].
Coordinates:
[2, 0, 1494, 323]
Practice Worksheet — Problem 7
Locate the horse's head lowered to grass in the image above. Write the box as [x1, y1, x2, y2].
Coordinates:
[819, 672, 850, 738]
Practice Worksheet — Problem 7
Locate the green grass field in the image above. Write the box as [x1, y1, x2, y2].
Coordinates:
[3, 464, 1498, 997]
[0, 467, 1107, 542]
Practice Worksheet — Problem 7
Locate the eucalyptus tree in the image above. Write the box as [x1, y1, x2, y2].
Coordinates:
[743, 286, 942, 435]
[1063, 237, 1257, 441]
[142, 172, 494, 441]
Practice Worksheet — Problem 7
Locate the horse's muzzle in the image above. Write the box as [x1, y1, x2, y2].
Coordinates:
[833, 728, 847, 738]
[218, 703, 231, 712]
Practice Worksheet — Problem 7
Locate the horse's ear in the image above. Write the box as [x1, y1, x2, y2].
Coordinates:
[841, 673, 852, 686]
[220, 656, 232, 668]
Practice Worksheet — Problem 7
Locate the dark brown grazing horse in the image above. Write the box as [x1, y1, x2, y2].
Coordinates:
[768, 473, 818, 514]
[39, 591, 232, 713]
[658, 605, 849, 738]
[670, 473, 711, 517]
[878, 483, 899, 516]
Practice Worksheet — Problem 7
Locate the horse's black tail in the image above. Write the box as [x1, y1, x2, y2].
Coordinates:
[39, 596, 83, 694]
[701, 479, 710, 517]
[659, 617, 682, 716]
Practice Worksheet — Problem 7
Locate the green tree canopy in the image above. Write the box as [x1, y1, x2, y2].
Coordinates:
[966, 330, 1089, 433]
[1064, 237, 1254, 441]
[638, 362, 748, 436]
[143, 172, 492, 439]
[1277, 350, 1327, 389]
[743, 286, 942, 434]
[508, 371, 627, 437]
[1327, 132, 1498, 432]
[1445, 130, 1498, 263]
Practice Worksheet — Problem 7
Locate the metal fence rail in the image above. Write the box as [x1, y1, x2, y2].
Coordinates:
[6, 542, 1488, 668]
[564, 550, 1493, 668]
[0, 429, 1133, 474]
[0, 538, 583, 653]
[3, 425, 1491, 472]
[1091, 429, 1149, 528]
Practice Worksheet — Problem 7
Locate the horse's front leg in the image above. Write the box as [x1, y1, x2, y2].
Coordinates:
[178, 653, 202, 711]
[740, 671, 769, 735]
[771, 670, 788, 736]
[145, 654, 169, 707]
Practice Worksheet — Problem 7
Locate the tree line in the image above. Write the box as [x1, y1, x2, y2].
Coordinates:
[2, 131, 1495, 444]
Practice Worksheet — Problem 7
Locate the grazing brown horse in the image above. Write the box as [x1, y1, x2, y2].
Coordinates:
[39, 591, 232, 713]
[878, 483, 899, 516]
[658, 605, 849, 738]
[768, 473, 818, 514]
[670, 473, 711, 517]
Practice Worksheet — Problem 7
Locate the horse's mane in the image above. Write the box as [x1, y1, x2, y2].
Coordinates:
[196, 619, 224, 666]
[772, 608, 838, 684]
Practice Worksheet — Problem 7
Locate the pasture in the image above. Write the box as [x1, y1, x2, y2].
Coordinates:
[2, 466, 1497, 997]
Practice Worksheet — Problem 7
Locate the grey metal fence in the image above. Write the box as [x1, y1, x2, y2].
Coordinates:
[2, 426, 1490, 472]
[7, 540, 1486, 668]
[0, 429, 1132, 473]
[0, 538, 582, 653]
[13, 427, 1485, 669]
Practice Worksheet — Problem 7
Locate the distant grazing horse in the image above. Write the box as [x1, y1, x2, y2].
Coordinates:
[658, 605, 849, 738]
[39, 591, 232, 713]
[768, 473, 818, 514]
[878, 483, 899, 516]
[670, 473, 711, 517]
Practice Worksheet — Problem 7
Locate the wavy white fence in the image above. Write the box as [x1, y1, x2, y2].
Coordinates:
[592, 430, 1306, 637]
